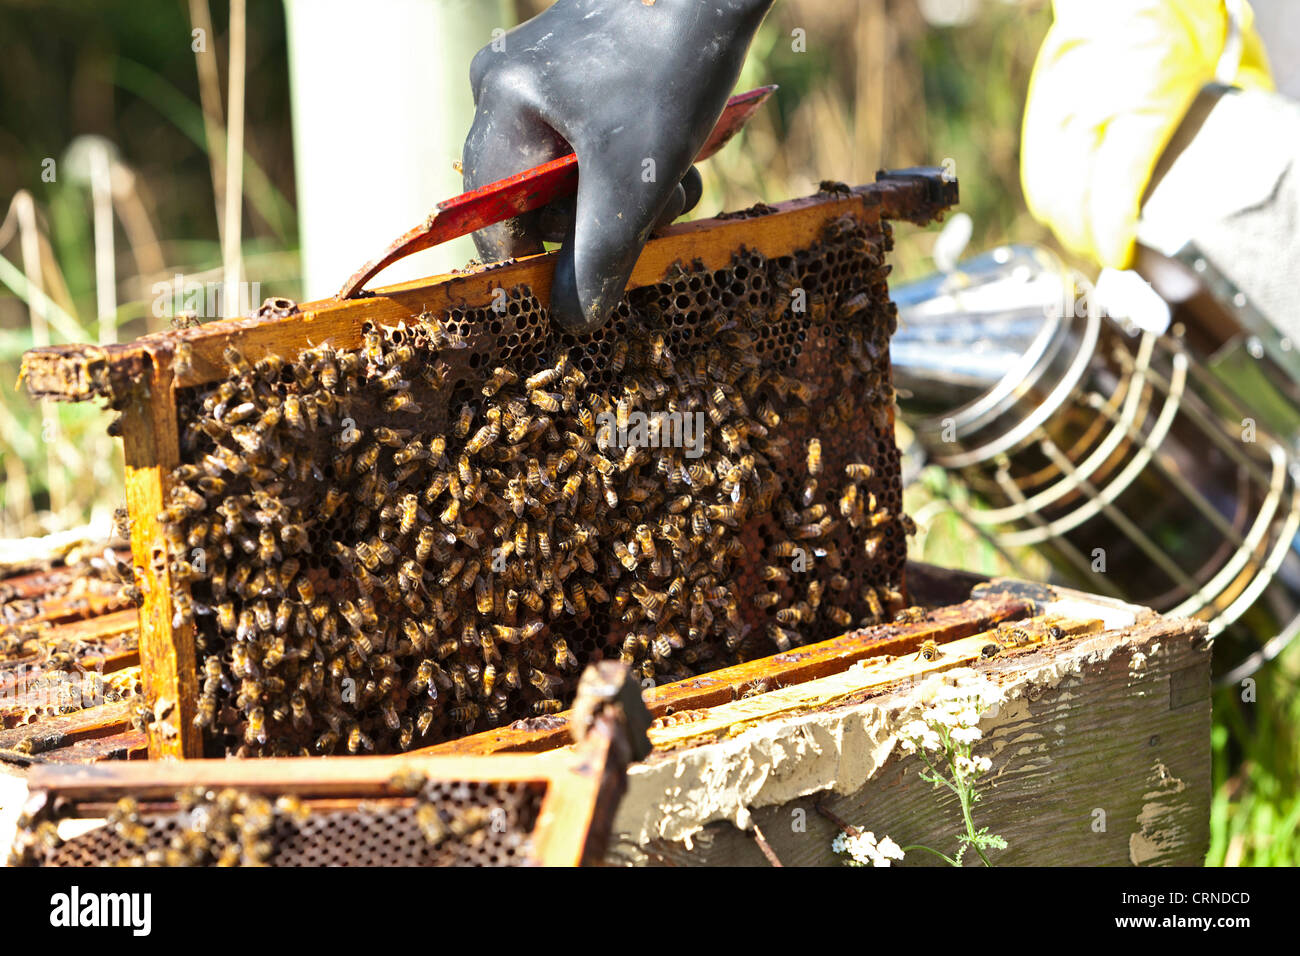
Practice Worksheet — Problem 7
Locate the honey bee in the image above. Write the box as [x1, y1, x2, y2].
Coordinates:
[194, 694, 217, 729]
[290, 692, 311, 729]
[999, 625, 1033, 646]
[453, 404, 475, 438]
[845, 462, 873, 480]
[347, 724, 374, 753]
[223, 345, 252, 376]
[769, 625, 798, 652]
[450, 703, 480, 724]
[705, 503, 741, 526]
[172, 341, 195, 378]
[775, 607, 806, 625]
[980, 642, 1002, 659]
[245, 706, 268, 744]
[285, 395, 307, 431]
[825, 606, 853, 627]
[362, 327, 385, 365]
[915, 639, 941, 662]
[613, 540, 638, 572]
[466, 421, 500, 456]
[531, 699, 564, 716]
[208, 599, 235, 634]
[421, 359, 450, 389]
[525, 366, 562, 390]
[427, 435, 448, 466]
[416, 803, 449, 845]
[384, 393, 421, 414]
[535, 635, 575, 673]
[529, 389, 561, 412]
[369, 426, 407, 448]
[440, 498, 461, 526]
[374, 367, 408, 393]
[806, 437, 823, 476]
[895, 606, 926, 624]
[863, 587, 884, 622]
[862, 532, 885, 562]
[281, 524, 309, 553]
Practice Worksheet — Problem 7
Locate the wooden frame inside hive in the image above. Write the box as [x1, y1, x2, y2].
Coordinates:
[19, 170, 958, 760]
[0, 553, 146, 762]
[10, 719, 629, 867]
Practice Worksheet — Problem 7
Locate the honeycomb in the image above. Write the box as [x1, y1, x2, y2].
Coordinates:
[160, 212, 909, 756]
[11, 778, 542, 867]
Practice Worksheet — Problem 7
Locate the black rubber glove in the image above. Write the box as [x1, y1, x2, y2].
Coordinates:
[462, 0, 776, 333]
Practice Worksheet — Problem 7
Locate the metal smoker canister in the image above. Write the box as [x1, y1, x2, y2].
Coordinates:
[892, 244, 1300, 685]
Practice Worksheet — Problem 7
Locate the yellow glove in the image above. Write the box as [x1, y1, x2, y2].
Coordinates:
[1020, 0, 1274, 270]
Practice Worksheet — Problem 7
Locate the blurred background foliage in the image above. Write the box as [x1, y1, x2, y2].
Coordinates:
[0, 0, 1293, 865]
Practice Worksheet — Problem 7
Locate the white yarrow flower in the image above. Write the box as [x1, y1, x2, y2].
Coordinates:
[950, 725, 982, 745]
[922, 706, 955, 727]
[831, 828, 905, 867]
[876, 836, 905, 861]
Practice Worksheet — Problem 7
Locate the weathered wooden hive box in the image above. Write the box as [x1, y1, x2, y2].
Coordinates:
[427, 564, 1210, 866]
[2, 169, 1211, 865]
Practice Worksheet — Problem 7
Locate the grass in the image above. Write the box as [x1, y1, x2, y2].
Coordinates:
[1207, 639, 1300, 865]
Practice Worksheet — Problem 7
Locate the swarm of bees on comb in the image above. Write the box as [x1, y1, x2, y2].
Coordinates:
[0, 550, 138, 663]
[11, 779, 541, 867]
[159, 211, 912, 756]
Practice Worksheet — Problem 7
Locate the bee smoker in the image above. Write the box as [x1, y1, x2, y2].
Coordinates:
[891, 244, 1300, 685]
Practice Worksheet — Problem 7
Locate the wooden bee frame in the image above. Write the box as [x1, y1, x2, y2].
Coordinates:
[0, 555, 146, 763]
[12, 703, 632, 867]
[19, 170, 958, 760]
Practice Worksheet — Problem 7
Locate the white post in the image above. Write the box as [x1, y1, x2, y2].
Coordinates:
[283, 0, 516, 300]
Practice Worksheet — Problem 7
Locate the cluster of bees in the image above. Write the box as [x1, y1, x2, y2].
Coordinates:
[10, 789, 306, 867]
[7, 671, 141, 752]
[13, 777, 540, 866]
[391, 772, 540, 863]
[159, 211, 910, 755]
[0, 549, 138, 664]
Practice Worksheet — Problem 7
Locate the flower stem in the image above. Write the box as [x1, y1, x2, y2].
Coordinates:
[956, 777, 993, 867]
[900, 843, 959, 867]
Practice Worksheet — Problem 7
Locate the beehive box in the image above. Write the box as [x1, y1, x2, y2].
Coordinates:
[422, 564, 1211, 867]
[18, 170, 958, 761]
[1, 560, 1211, 866]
